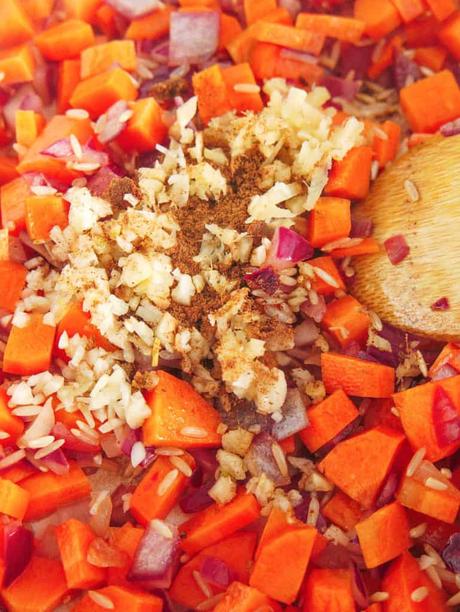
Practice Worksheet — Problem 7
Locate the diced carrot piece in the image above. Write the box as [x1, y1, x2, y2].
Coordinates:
[180, 492, 260, 555]
[325, 146, 373, 201]
[429, 342, 460, 377]
[279, 435, 296, 454]
[80, 40, 137, 78]
[170, 532, 257, 609]
[390, 0, 425, 23]
[106, 523, 144, 587]
[393, 376, 460, 461]
[307, 197, 351, 248]
[296, 13, 366, 44]
[219, 13, 243, 51]
[130, 454, 195, 526]
[303, 569, 355, 612]
[35, 19, 95, 61]
[0, 260, 27, 313]
[300, 389, 359, 453]
[356, 502, 410, 568]
[397, 459, 460, 523]
[73, 586, 163, 612]
[17, 115, 94, 182]
[70, 68, 138, 119]
[116, 98, 167, 152]
[221, 62, 263, 113]
[125, 7, 173, 41]
[254, 22, 325, 56]
[405, 14, 440, 46]
[244, 0, 277, 25]
[249, 41, 324, 84]
[227, 25, 260, 64]
[413, 46, 447, 71]
[15, 110, 45, 149]
[1, 555, 69, 612]
[143, 370, 222, 448]
[373, 120, 402, 169]
[363, 398, 404, 432]
[0, 45, 35, 85]
[3, 314, 56, 376]
[329, 237, 380, 258]
[322, 490, 364, 531]
[94, 4, 117, 38]
[0, 157, 18, 186]
[319, 426, 405, 507]
[354, 0, 402, 39]
[250, 523, 317, 604]
[25, 195, 69, 242]
[439, 12, 460, 60]
[21, 0, 54, 24]
[0, 177, 30, 235]
[322, 295, 371, 348]
[381, 552, 448, 611]
[192, 64, 232, 124]
[21, 462, 91, 521]
[400, 70, 460, 133]
[0, 480, 29, 520]
[57, 59, 82, 113]
[214, 581, 280, 612]
[0, 460, 35, 484]
[0, 0, 34, 50]
[56, 302, 115, 352]
[61, 0, 102, 23]
[322, 352, 395, 398]
[263, 7, 293, 25]
[310, 256, 345, 296]
[0, 387, 24, 442]
[255, 506, 291, 558]
[56, 519, 106, 590]
[426, 0, 456, 21]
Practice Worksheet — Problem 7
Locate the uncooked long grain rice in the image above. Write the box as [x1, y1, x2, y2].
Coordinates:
[151, 519, 173, 539]
[406, 447, 426, 477]
[0, 431, 10, 440]
[425, 565, 442, 589]
[410, 587, 428, 602]
[306, 495, 320, 526]
[404, 179, 419, 202]
[27, 435, 55, 449]
[271, 443, 289, 478]
[196, 593, 225, 610]
[424, 544, 446, 568]
[66, 108, 89, 119]
[156, 447, 184, 456]
[90, 490, 110, 516]
[34, 438, 65, 459]
[370, 592, 389, 602]
[157, 469, 179, 496]
[192, 570, 212, 599]
[312, 267, 339, 288]
[410, 523, 427, 539]
[169, 455, 193, 477]
[88, 591, 114, 610]
[180, 426, 208, 438]
[425, 477, 448, 491]
[131, 441, 146, 468]
[233, 83, 261, 94]
[0, 449, 26, 470]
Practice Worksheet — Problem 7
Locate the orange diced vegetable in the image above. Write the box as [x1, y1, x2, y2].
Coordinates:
[400, 70, 460, 133]
[0, 387, 24, 442]
[0, 479, 29, 520]
[356, 502, 410, 568]
[57, 59, 82, 113]
[0, 0, 34, 50]
[35, 19, 95, 61]
[303, 569, 355, 612]
[80, 40, 137, 78]
[56, 519, 106, 589]
[73, 585, 163, 612]
[296, 13, 366, 43]
[439, 12, 460, 60]
[56, 301, 115, 352]
[405, 14, 440, 46]
[3, 313, 56, 376]
[70, 68, 138, 119]
[307, 197, 351, 248]
[180, 492, 260, 555]
[130, 454, 195, 526]
[354, 0, 402, 39]
[322, 295, 371, 348]
[0, 260, 27, 312]
[116, 98, 167, 152]
[0, 177, 30, 235]
[329, 237, 380, 259]
[143, 370, 222, 448]
[413, 46, 447, 71]
[125, 7, 173, 41]
[310, 256, 345, 295]
[325, 146, 373, 200]
[429, 342, 460, 378]
[373, 120, 402, 169]
[221, 62, 263, 113]
[322, 490, 364, 531]
[25, 195, 69, 242]
[106, 523, 144, 587]
[219, 13, 243, 51]
[319, 426, 405, 507]
[15, 110, 45, 149]
[321, 352, 395, 398]
[61, 0, 102, 23]
[21, 461, 91, 521]
[244, 0, 277, 25]
[94, 4, 117, 38]
[300, 389, 359, 453]
[249, 41, 324, 84]
[0, 45, 35, 85]
[192, 64, 232, 124]
[426, 0, 456, 21]
[254, 22, 325, 55]
[390, 0, 425, 23]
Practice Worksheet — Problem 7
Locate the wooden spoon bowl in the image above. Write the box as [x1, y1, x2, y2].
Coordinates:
[352, 134, 460, 342]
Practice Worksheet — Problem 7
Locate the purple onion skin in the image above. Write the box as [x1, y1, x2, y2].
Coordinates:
[442, 533, 460, 573]
[179, 481, 214, 514]
[375, 471, 399, 509]
[315, 417, 361, 458]
[3, 523, 34, 587]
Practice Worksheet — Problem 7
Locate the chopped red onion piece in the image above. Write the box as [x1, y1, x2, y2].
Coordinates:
[40, 448, 70, 476]
[317, 418, 360, 457]
[169, 11, 220, 66]
[300, 295, 327, 323]
[339, 44, 373, 81]
[120, 427, 139, 456]
[96, 101, 129, 144]
[2, 523, 33, 587]
[52, 422, 99, 454]
[179, 481, 214, 514]
[20, 92, 43, 112]
[442, 533, 460, 573]
[313, 542, 363, 569]
[41, 138, 73, 158]
[351, 563, 369, 610]
[321, 75, 360, 101]
[384, 234, 410, 265]
[266, 227, 314, 272]
[272, 388, 308, 441]
[393, 53, 422, 91]
[375, 470, 399, 508]
[351, 216, 373, 238]
[279, 48, 319, 65]
[200, 556, 236, 589]
[431, 297, 450, 311]
[245, 432, 290, 486]
[431, 363, 458, 381]
[80, 143, 110, 167]
[432, 386, 460, 447]
[440, 118, 460, 137]
[106, 0, 160, 19]
[294, 319, 320, 347]
[189, 448, 218, 477]
[245, 267, 279, 295]
[129, 521, 180, 589]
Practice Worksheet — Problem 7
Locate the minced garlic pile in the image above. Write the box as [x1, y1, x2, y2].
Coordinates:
[12, 79, 364, 433]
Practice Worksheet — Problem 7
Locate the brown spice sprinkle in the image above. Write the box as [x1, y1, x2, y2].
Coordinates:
[148, 77, 190, 104]
[107, 177, 143, 210]
[132, 371, 159, 391]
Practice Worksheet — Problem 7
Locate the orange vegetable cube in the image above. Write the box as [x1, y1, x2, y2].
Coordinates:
[3, 313, 56, 376]
[0, 260, 27, 313]
[310, 256, 345, 295]
[221, 62, 263, 113]
[193, 64, 232, 124]
[56, 301, 115, 352]
[0, 388, 24, 442]
[354, 0, 401, 40]
[80, 40, 137, 78]
[303, 568, 355, 612]
[0, 480, 29, 520]
[125, 7, 173, 41]
[322, 490, 363, 531]
[307, 197, 351, 248]
[15, 110, 45, 149]
[296, 13, 366, 44]
[0, 177, 30, 235]
[244, 0, 277, 25]
[116, 98, 167, 153]
[57, 59, 82, 114]
[25, 195, 69, 242]
[325, 146, 373, 201]
[61, 0, 102, 23]
[322, 352, 395, 398]
[0, 0, 34, 50]
[34, 19, 95, 61]
[321, 295, 371, 348]
[0, 44, 35, 85]
[215, 581, 280, 612]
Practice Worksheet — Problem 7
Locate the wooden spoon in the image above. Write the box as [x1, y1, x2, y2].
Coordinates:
[352, 134, 460, 342]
